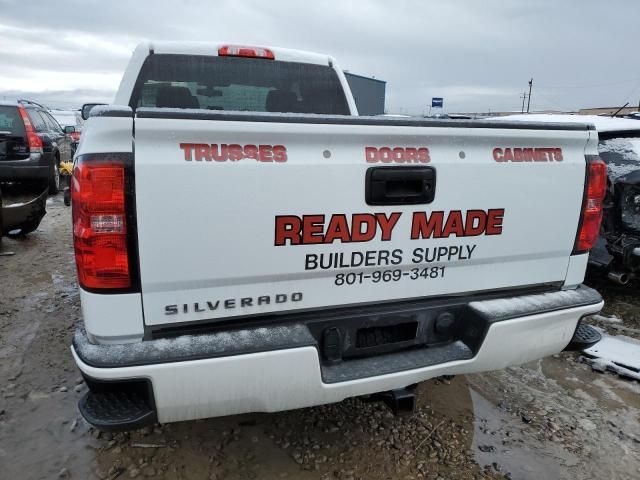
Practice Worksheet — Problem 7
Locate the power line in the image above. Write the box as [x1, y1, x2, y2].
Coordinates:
[534, 92, 573, 112]
[538, 78, 640, 90]
[520, 92, 528, 113]
[619, 78, 640, 109]
[518, 79, 533, 113]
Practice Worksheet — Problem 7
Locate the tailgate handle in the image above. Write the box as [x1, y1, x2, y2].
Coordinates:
[365, 167, 436, 205]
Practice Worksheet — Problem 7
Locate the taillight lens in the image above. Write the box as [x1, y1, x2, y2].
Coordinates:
[218, 45, 275, 59]
[573, 157, 607, 254]
[72, 157, 131, 289]
[17, 106, 43, 153]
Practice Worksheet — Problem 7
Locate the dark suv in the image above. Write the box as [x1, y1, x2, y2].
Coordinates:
[0, 100, 75, 193]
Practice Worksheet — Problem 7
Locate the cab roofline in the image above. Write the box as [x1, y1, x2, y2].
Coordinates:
[144, 41, 335, 67]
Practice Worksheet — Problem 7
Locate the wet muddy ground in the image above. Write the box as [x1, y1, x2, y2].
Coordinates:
[1, 192, 639, 480]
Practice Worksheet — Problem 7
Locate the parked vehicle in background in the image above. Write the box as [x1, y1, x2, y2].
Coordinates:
[594, 119, 640, 283]
[80, 103, 106, 120]
[618, 112, 640, 120]
[495, 114, 640, 285]
[71, 42, 604, 431]
[0, 184, 48, 240]
[50, 109, 83, 153]
[0, 100, 74, 193]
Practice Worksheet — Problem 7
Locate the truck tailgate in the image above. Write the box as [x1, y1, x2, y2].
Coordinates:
[133, 113, 590, 327]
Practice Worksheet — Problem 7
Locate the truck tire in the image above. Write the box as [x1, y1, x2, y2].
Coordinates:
[48, 157, 60, 194]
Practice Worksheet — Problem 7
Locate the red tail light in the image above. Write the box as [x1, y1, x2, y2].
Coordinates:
[17, 106, 43, 153]
[218, 45, 275, 60]
[573, 157, 607, 254]
[72, 157, 131, 289]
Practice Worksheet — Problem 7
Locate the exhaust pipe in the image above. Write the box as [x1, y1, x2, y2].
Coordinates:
[608, 271, 630, 285]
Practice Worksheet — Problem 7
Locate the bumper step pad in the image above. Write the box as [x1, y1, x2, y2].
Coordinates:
[79, 390, 156, 432]
[321, 341, 472, 383]
[564, 323, 602, 351]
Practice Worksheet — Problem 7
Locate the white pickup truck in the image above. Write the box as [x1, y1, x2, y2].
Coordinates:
[71, 42, 605, 430]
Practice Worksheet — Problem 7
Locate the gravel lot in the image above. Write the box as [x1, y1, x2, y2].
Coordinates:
[1, 191, 639, 480]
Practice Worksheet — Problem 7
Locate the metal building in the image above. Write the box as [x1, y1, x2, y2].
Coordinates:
[344, 72, 386, 116]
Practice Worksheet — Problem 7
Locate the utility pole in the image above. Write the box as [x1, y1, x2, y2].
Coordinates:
[520, 92, 528, 113]
[526, 78, 533, 113]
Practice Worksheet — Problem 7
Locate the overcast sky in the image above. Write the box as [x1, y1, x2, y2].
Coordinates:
[1, 0, 639, 114]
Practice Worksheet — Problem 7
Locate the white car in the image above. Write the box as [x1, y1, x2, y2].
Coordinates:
[70, 42, 604, 431]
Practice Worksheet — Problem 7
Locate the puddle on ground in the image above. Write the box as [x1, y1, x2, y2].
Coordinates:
[469, 354, 640, 480]
[0, 388, 97, 479]
[471, 388, 579, 479]
[544, 354, 640, 409]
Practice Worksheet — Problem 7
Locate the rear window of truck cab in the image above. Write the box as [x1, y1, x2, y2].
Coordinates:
[130, 54, 350, 115]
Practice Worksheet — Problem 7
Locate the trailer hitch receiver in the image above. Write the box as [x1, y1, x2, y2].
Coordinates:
[366, 384, 417, 416]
